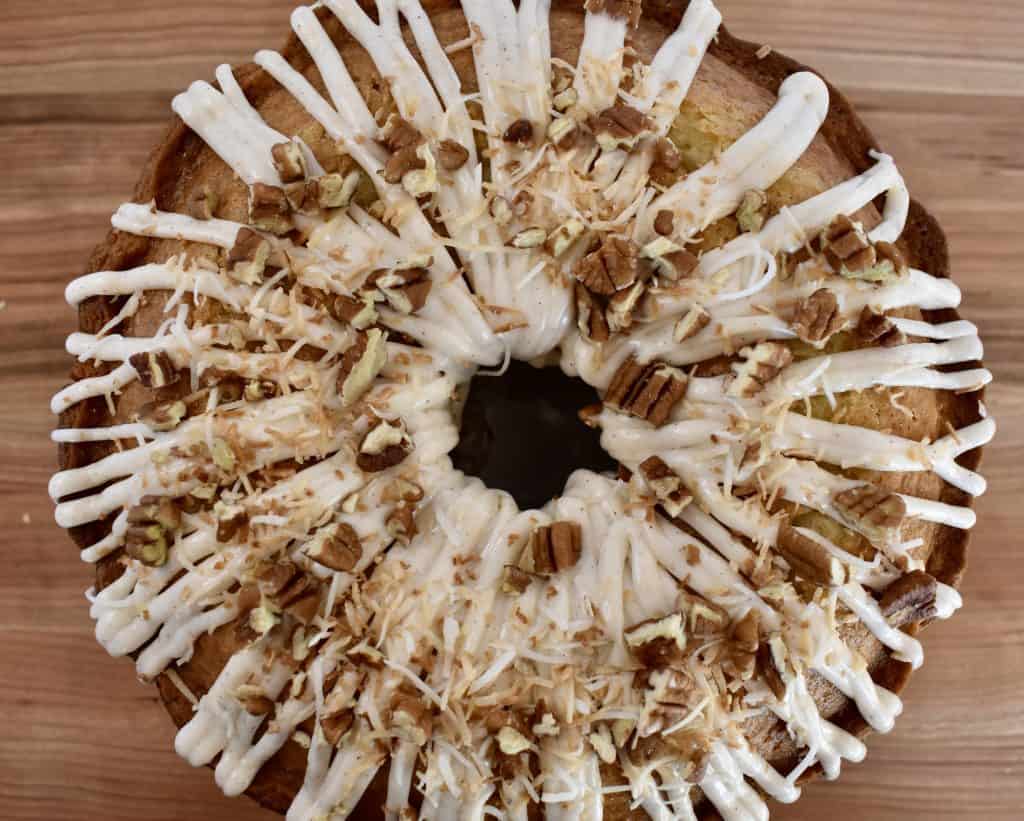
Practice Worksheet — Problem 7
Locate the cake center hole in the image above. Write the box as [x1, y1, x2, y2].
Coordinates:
[451, 360, 617, 510]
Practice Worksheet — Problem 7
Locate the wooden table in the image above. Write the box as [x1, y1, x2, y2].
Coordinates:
[1, 1, 1021, 818]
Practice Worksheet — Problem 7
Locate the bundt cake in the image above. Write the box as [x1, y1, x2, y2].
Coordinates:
[50, 1, 994, 818]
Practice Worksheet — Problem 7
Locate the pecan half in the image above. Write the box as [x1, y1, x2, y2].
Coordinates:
[575, 283, 610, 342]
[625, 612, 687, 666]
[357, 418, 413, 472]
[605, 356, 688, 426]
[337, 329, 388, 407]
[834, 483, 906, 540]
[436, 139, 469, 171]
[792, 288, 843, 343]
[605, 278, 647, 334]
[129, 350, 180, 389]
[307, 522, 363, 572]
[879, 570, 938, 627]
[776, 520, 847, 587]
[227, 227, 272, 284]
[639, 456, 692, 517]
[576, 235, 644, 295]
[727, 342, 793, 398]
[271, 140, 307, 184]
[673, 304, 711, 342]
[590, 102, 653, 151]
[248, 183, 293, 235]
[386, 503, 417, 545]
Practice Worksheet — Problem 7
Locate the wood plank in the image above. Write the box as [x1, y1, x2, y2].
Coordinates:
[1, 1, 1021, 819]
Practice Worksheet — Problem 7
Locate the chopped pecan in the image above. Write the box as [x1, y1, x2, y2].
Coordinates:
[545, 218, 586, 257]
[307, 522, 363, 572]
[575, 283, 610, 342]
[215, 501, 249, 543]
[321, 707, 355, 746]
[227, 227, 272, 284]
[605, 278, 647, 334]
[357, 417, 413, 472]
[819, 216, 907, 282]
[834, 483, 906, 540]
[374, 268, 432, 314]
[129, 350, 180, 390]
[337, 329, 388, 407]
[576, 235, 644, 295]
[553, 86, 578, 112]
[271, 140, 307, 184]
[584, 0, 641, 27]
[527, 521, 583, 574]
[380, 116, 423, 153]
[641, 236, 698, 281]
[639, 456, 692, 517]
[625, 612, 687, 666]
[125, 496, 179, 566]
[776, 520, 847, 587]
[856, 306, 904, 347]
[187, 186, 218, 221]
[680, 594, 729, 636]
[673, 303, 711, 343]
[547, 116, 578, 150]
[590, 102, 652, 151]
[391, 694, 432, 745]
[248, 183, 293, 235]
[436, 139, 470, 171]
[244, 379, 277, 401]
[652, 137, 682, 173]
[236, 685, 276, 716]
[502, 118, 534, 145]
[736, 189, 768, 233]
[386, 504, 417, 545]
[502, 565, 532, 595]
[140, 399, 188, 432]
[382, 478, 424, 505]
[290, 172, 360, 213]
[332, 293, 379, 330]
[879, 570, 938, 627]
[605, 356, 688, 426]
[727, 342, 793, 398]
[653, 209, 675, 237]
[792, 288, 843, 343]
[383, 143, 425, 185]
[725, 609, 760, 681]
[756, 634, 794, 700]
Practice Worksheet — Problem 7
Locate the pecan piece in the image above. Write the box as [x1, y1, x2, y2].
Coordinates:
[248, 183, 293, 235]
[236, 685, 276, 717]
[856, 306, 904, 347]
[332, 293, 379, 330]
[502, 118, 534, 145]
[605, 278, 647, 334]
[386, 503, 417, 545]
[307, 522, 363, 572]
[544, 218, 586, 257]
[501, 565, 533, 595]
[776, 520, 847, 587]
[834, 483, 906, 540]
[436, 139, 469, 171]
[271, 140, 307, 184]
[214, 501, 249, 543]
[374, 268, 432, 315]
[639, 456, 692, 517]
[736, 189, 768, 233]
[590, 102, 653, 151]
[380, 116, 424, 153]
[357, 418, 413, 472]
[337, 329, 388, 407]
[527, 520, 583, 574]
[605, 356, 688, 427]
[879, 570, 938, 627]
[624, 612, 687, 666]
[125, 496, 179, 567]
[321, 708, 355, 746]
[187, 186, 218, 221]
[756, 634, 794, 700]
[792, 288, 843, 343]
[139, 399, 188, 432]
[727, 342, 792, 398]
[652, 137, 682, 173]
[547, 116, 578, 150]
[511, 227, 547, 249]
[575, 283, 610, 342]
[673, 304, 711, 342]
[128, 350, 180, 389]
[653, 209, 674, 237]
[383, 144, 426, 185]
[576, 235, 644, 294]
[227, 227, 272, 284]
[641, 236, 698, 281]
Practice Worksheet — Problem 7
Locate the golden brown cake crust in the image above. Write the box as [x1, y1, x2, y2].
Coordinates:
[56, 2, 984, 817]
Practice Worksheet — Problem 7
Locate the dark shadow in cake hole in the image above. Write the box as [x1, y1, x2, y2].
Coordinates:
[450, 359, 617, 510]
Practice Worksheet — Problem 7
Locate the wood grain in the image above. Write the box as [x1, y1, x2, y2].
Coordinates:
[1, 1, 1021, 819]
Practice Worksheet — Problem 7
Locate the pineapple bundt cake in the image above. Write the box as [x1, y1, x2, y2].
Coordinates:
[51, 1, 994, 818]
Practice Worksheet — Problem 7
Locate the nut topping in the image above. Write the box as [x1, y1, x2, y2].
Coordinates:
[819, 215, 908, 282]
[833, 483, 906, 540]
[332, 293, 379, 330]
[227, 227, 272, 284]
[575, 282, 610, 343]
[140, 399, 188, 432]
[776, 520, 847, 587]
[502, 119, 534, 145]
[653, 209, 675, 237]
[639, 456, 693, 517]
[357, 418, 413, 472]
[129, 350, 180, 390]
[187, 186, 218, 221]
[856, 306, 904, 347]
[605, 356, 689, 427]
[436, 139, 470, 171]
[125, 496, 179, 567]
[501, 565, 533, 595]
[624, 612, 687, 666]
[792, 288, 843, 343]
[496, 725, 532, 755]
[383, 144, 426, 185]
[727, 342, 793, 398]
[590, 102, 653, 151]
[756, 634, 794, 700]
[879, 570, 938, 627]
[236, 685, 276, 716]
[391, 694, 433, 745]
[547, 116, 578, 150]
[385, 504, 417, 545]
[736, 189, 768, 234]
[306, 522, 363, 572]
[641, 236, 698, 281]
[380, 116, 423, 154]
[271, 140, 307, 184]
[374, 267, 432, 315]
[673, 304, 711, 343]
[337, 329, 388, 407]
[527, 520, 583, 574]
[248, 183, 293, 235]
[214, 501, 249, 543]
[576, 235, 644, 295]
